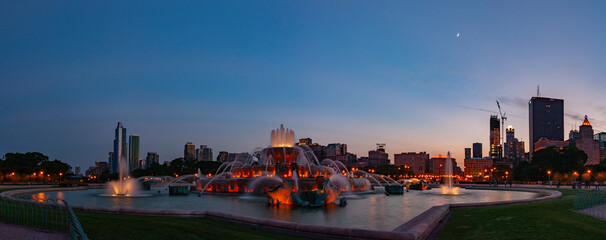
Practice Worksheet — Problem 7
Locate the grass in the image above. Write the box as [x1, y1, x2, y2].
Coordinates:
[76, 211, 310, 240]
[437, 188, 606, 240]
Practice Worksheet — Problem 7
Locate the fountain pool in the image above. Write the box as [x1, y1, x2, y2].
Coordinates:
[19, 187, 542, 231]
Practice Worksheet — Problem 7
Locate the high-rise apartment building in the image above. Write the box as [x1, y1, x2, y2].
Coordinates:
[111, 122, 127, 174]
[490, 115, 502, 158]
[504, 126, 526, 164]
[129, 134, 140, 171]
[184, 142, 196, 160]
[145, 152, 159, 168]
[529, 96, 564, 153]
[196, 145, 213, 162]
[472, 143, 482, 158]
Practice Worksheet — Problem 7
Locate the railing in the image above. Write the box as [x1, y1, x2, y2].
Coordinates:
[64, 200, 89, 240]
[573, 191, 606, 210]
[0, 194, 89, 240]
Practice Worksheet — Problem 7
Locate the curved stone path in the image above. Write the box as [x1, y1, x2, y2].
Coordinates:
[0, 222, 69, 240]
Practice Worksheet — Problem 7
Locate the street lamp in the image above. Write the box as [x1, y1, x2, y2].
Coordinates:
[547, 170, 552, 187]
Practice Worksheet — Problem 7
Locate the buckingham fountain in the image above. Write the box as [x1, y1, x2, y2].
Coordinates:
[16, 124, 547, 231]
[196, 124, 372, 206]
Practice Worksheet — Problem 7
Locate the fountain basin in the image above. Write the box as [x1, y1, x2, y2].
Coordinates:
[16, 187, 544, 231]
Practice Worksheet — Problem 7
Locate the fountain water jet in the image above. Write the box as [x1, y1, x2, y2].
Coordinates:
[196, 125, 372, 199]
[441, 152, 460, 195]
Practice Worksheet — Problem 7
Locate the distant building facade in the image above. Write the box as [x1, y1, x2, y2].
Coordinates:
[490, 115, 502, 158]
[366, 144, 389, 166]
[184, 142, 196, 160]
[464, 158, 493, 176]
[146, 152, 159, 168]
[111, 122, 127, 174]
[529, 96, 564, 154]
[129, 134, 140, 171]
[570, 116, 600, 165]
[595, 132, 606, 162]
[326, 143, 347, 161]
[308, 144, 326, 162]
[298, 138, 312, 146]
[472, 143, 482, 158]
[196, 145, 213, 162]
[464, 148, 471, 160]
[394, 152, 429, 175]
[430, 155, 457, 176]
[504, 126, 526, 164]
[217, 151, 229, 162]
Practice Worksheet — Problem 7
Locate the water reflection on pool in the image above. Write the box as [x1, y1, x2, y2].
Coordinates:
[20, 188, 541, 231]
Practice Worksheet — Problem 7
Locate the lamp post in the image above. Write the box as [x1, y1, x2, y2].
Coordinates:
[547, 170, 551, 188]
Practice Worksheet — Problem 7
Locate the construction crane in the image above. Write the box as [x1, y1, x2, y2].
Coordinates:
[496, 101, 507, 150]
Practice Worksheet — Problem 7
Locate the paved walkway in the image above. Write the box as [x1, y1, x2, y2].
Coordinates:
[577, 204, 606, 220]
[0, 222, 69, 240]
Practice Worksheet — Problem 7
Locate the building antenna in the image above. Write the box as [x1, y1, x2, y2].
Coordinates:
[537, 85, 541, 97]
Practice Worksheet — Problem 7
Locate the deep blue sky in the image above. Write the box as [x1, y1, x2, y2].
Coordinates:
[2, 1, 606, 169]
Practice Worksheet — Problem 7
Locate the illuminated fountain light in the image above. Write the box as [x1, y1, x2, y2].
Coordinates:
[196, 124, 373, 203]
[441, 152, 460, 195]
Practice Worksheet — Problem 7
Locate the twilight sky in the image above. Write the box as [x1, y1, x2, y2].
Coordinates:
[2, 1, 606, 169]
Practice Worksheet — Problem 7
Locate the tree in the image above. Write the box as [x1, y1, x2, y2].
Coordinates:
[2, 152, 50, 174]
[38, 160, 71, 174]
[514, 146, 588, 181]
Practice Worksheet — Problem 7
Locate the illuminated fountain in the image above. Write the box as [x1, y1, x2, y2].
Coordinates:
[197, 124, 372, 205]
[441, 152, 460, 195]
[106, 144, 141, 197]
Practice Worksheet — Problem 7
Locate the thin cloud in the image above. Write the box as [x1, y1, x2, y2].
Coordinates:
[457, 105, 498, 114]
[497, 96, 528, 109]
[457, 105, 524, 119]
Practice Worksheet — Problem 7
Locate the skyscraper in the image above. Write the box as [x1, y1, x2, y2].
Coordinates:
[472, 143, 482, 158]
[146, 152, 159, 168]
[529, 96, 564, 153]
[129, 134, 140, 172]
[490, 115, 502, 158]
[108, 151, 113, 169]
[196, 145, 213, 162]
[184, 142, 196, 160]
[111, 122, 127, 174]
[464, 148, 471, 159]
[572, 116, 600, 165]
[504, 126, 526, 164]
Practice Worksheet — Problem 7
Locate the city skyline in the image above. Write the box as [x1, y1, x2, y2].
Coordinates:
[2, 1, 606, 168]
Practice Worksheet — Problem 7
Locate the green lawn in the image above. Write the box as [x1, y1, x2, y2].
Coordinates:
[437, 189, 606, 240]
[76, 211, 309, 240]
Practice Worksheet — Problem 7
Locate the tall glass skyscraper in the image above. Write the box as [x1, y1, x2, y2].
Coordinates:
[129, 134, 140, 172]
[529, 97, 564, 153]
[489, 115, 502, 158]
[112, 122, 127, 174]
